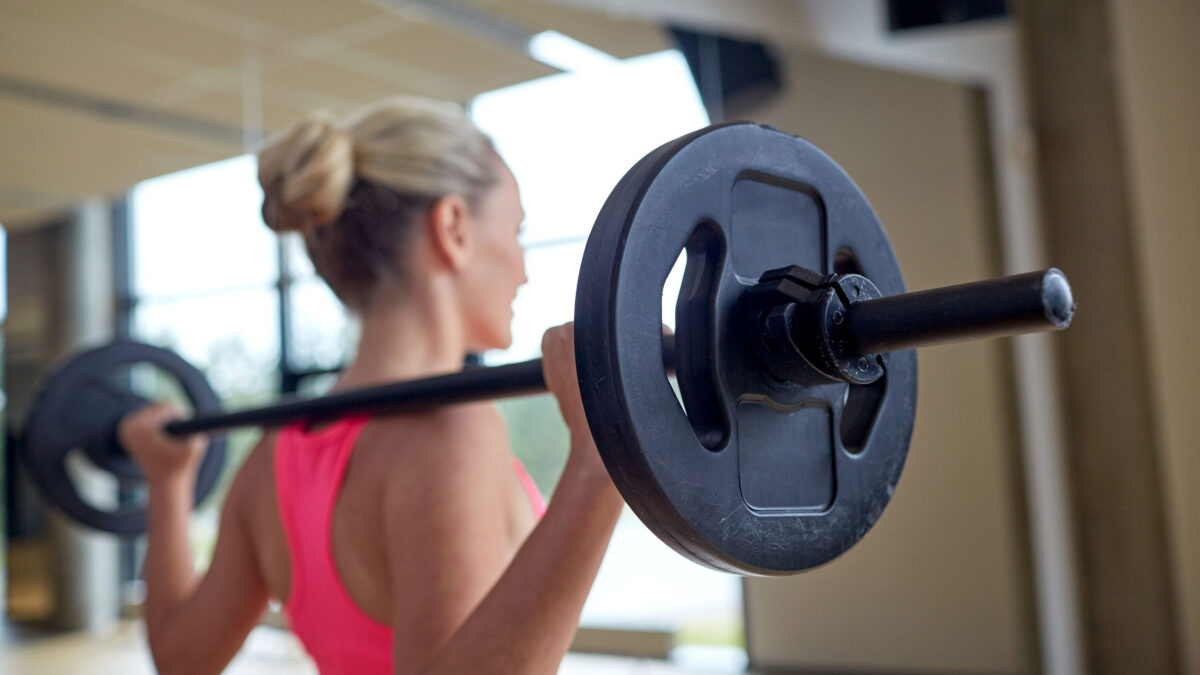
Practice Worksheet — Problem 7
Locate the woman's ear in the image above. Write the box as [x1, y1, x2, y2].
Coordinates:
[427, 194, 472, 271]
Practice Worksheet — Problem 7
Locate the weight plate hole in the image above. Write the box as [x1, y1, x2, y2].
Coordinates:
[662, 246, 688, 415]
[63, 448, 129, 511]
[840, 372, 887, 455]
[674, 220, 731, 451]
[833, 246, 864, 276]
[116, 362, 199, 417]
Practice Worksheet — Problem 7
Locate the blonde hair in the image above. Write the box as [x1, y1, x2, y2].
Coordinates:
[257, 97, 499, 309]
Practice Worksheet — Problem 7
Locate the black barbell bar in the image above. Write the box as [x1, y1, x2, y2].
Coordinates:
[166, 342, 666, 436]
[843, 268, 1075, 355]
[163, 268, 1073, 438]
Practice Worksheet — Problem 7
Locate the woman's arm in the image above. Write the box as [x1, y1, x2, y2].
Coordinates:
[385, 323, 625, 675]
[418, 444, 623, 675]
[120, 406, 270, 675]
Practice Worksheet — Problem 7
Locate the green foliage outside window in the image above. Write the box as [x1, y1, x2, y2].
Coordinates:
[497, 394, 570, 498]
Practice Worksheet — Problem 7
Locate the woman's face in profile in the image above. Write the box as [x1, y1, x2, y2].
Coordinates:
[461, 159, 528, 352]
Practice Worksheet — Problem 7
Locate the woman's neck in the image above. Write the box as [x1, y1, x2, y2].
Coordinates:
[335, 280, 467, 390]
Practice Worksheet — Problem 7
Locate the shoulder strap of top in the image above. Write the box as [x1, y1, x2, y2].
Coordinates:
[510, 456, 547, 519]
[274, 416, 371, 617]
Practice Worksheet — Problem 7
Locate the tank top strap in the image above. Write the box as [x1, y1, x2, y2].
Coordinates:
[510, 456, 548, 519]
[273, 414, 395, 665]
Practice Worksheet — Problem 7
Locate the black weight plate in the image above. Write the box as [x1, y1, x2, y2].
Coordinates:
[21, 342, 227, 535]
[576, 122, 918, 575]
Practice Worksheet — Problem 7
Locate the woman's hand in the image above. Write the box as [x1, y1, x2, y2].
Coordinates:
[540, 323, 590, 436]
[541, 322, 616, 484]
[118, 403, 208, 487]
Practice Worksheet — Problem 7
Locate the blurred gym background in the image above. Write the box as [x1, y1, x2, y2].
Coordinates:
[0, 1, 1196, 673]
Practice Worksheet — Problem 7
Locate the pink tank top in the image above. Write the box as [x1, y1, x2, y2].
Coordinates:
[274, 416, 547, 674]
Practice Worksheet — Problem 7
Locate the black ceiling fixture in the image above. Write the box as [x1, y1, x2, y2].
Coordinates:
[669, 27, 782, 123]
[887, 0, 1008, 32]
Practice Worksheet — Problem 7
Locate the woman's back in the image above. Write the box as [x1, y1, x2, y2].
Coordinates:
[231, 403, 541, 671]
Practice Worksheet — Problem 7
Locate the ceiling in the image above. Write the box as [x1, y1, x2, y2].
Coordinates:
[0, 0, 670, 228]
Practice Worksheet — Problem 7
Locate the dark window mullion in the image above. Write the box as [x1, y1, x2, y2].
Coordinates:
[112, 196, 133, 340]
[112, 193, 142, 595]
[277, 237, 295, 394]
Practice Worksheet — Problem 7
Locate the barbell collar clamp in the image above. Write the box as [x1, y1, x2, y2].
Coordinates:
[752, 267, 1075, 387]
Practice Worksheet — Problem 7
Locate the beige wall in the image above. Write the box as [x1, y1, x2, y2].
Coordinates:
[741, 49, 1035, 673]
[549, 3, 1081, 670]
[1108, 1, 1200, 671]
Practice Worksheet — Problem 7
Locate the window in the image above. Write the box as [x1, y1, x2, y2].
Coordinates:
[130, 155, 281, 404]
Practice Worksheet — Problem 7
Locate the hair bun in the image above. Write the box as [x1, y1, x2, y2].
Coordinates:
[258, 113, 355, 234]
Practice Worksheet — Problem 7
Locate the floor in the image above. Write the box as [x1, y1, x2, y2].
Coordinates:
[2, 521, 748, 674]
[0, 620, 747, 674]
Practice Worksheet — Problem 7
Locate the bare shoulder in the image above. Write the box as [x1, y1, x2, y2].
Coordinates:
[361, 404, 513, 511]
[439, 402, 511, 453]
[427, 401, 509, 444]
[366, 403, 510, 466]
[227, 434, 276, 496]
[221, 433, 280, 528]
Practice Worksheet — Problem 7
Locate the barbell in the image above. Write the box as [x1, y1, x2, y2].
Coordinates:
[19, 122, 1074, 575]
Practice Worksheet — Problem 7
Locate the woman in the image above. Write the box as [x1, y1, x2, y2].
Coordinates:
[119, 97, 624, 674]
